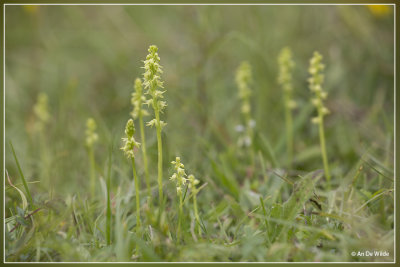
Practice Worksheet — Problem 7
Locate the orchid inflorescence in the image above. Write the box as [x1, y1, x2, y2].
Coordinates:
[85, 118, 98, 148]
[170, 157, 188, 196]
[235, 61, 255, 148]
[143, 45, 167, 129]
[33, 92, 50, 132]
[121, 119, 140, 159]
[278, 47, 296, 110]
[131, 78, 149, 120]
[308, 51, 329, 124]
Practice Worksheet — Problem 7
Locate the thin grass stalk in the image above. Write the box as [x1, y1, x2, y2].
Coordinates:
[284, 94, 294, 166]
[10, 141, 34, 208]
[106, 143, 113, 246]
[318, 112, 331, 189]
[88, 146, 96, 198]
[193, 192, 201, 235]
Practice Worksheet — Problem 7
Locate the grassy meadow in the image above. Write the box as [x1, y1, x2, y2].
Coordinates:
[4, 5, 395, 262]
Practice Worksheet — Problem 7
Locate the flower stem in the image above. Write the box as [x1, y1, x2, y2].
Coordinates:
[284, 94, 293, 167]
[132, 157, 141, 228]
[89, 146, 96, 198]
[178, 192, 183, 241]
[106, 145, 112, 246]
[132, 157, 141, 253]
[139, 111, 150, 201]
[318, 113, 331, 189]
[193, 192, 201, 236]
[154, 108, 163, 207]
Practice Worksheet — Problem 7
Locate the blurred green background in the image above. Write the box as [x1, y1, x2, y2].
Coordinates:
[5, 5, 394, 194]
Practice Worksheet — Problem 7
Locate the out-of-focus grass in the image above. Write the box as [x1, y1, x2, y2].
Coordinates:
[5, 5, 394, 262]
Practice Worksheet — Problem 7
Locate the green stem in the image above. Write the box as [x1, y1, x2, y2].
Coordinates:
[139, 112, 150, 201]
[178, 192, 183, 241]
[39, 130, 49, 187]
[318, 113, 331, 189]
[284, 94, 293, 167]
[154, 109, 163, 207]
[132, 157, 141, 253]
[106, 145, 112, 246]
[132, 157, 141, 230]
[88, 146, 96, 198]
[193, 192, 201, 236]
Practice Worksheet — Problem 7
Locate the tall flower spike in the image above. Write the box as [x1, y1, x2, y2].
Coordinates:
[308, 51, 329, 122]
[188, 174, 199, 192]
[142, 45, 166, 206]
[131, 78, 149, 119]
[143, 45, 166, 117]
[278, 47, 296, 109]
[33, 92, 50, 132]
[85, 118, 99, 147]
[278, 47, 296, 166]
[308, 51, 331, 188]
[121, 119, 140, 159]
[131, 77, 151, 201]
[235, 61, 255, 148]
[170, 157, 187, 196]
[121, 119, 142, 244]
[170, 156, 188, 241]
[236, 61, 252, 115]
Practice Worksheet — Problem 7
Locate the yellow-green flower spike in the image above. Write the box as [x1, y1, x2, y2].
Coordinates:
[170, 156, 189, 241]
[121, 119, 140, 159]
[131, 78, 149, 119]
[278, 47, 296, 109]
[308, 51, 331, 189]
[188, 174, 201, 236]
[142, 45, 166, 206]
[235, 61, 252, 116]
[170, 157, 188, 196]
[235, 61, 255, 149]
[188, 174, 199, 192]
[33, 92, 50, 131]
[308, 51, 330, 123]
[85, 118, 99, 147]
[143, 45, 167, 121]
[278, 47, 296, 166]
[131, 77, 151, 203]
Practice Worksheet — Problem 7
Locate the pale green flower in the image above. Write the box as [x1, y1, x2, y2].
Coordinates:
[121, 119, 140, 159]
[85, 118, 99, 147]
[170, 157, 188, 196]
[33, 92, 50, 132]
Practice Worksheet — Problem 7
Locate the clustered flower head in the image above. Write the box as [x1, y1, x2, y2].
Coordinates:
[278, 47, 296, 109]
[235, 61, 255, 148]
[33, 92, 50, 131]
[131, 78, 149, 119]
[188, 174, 199, 194]
[170, 157, 188, 196]
[308, 51, 329, 124]
[143, 45, 167, 129]
[121, 119, 140, 159]
[235, 61, 252, 116]
[85, 118, 99, 147]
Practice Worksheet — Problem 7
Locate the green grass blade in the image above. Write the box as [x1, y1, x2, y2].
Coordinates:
[9, 141, 34, 208]
[276, 171, 322, 241]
